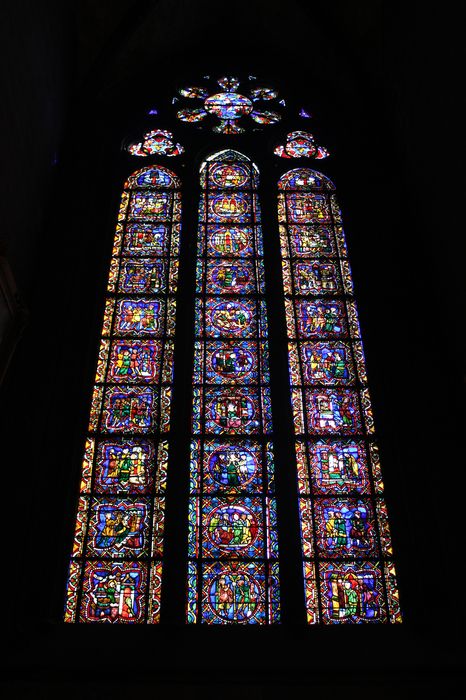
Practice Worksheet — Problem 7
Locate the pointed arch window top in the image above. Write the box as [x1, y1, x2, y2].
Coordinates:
[278, 168, 336, 191]
[176, 76, 283, 134]
[125, 165, 181, 190]
[200, 150, 259, 188]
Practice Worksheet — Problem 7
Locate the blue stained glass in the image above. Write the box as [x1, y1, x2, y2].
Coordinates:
[114, 299, 164, 335]
[101, 386, 157, 433]
[123, 223, 171, 256]
[308, 440, 372, 495]
[94, 439, 155, 494]
[129, 192, 172, 220]
[66, 165, 180, 624]
[319, 562, 386, 623]
[201, 496, 264, 558]
[286, 193, 331, 223]
[200, 298, 258, 338]
[196, 340, 262, 385]
[80, 561, 147, 623]
[295, 300, 348, 338]
[300, 341, 355, 385]
[288, 225, 336, 257]
[305, 388, 363, 435]
[195, 440, 265, 494]
[118, 260, 166, 294]
[201, 386, 262, 435]
[86, 497, 150, 558]
[201, 259, 258, 295]
[279, 167, 401, 625]
[202, 561, 267, 624]
[107, 340, 163, 383]
[208, 192, 253, 223]
[313, 498, 377, 558]
[208, 162, 250, 188]
[293, 261, 342, 295]
[203, 225, 256, 257]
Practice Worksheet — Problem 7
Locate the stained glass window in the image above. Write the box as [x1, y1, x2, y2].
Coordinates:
[63, 74, 403, 628]
[278, 168, 401, 624]
[64, 164, 181, 623]
[187, 150, 280, 624]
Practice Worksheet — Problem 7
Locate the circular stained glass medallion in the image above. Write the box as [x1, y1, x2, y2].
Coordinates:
[210, 346, 254, 379]
[204, 92, 253, 120]
[208, 570, 261, 621]
[207, 446, 259, 488]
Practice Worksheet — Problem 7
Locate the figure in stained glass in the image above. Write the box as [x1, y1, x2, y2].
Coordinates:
[207, 226, 253, 255]
[206, 444, 260, 490]
[102, 387, 156, 432]
[308, 441, 370, 494]
[301, 342, 353, 384]
[88, 499, 148, 556]
[294, 261, 340, 294]
[81, 562, 146, 623]
[203, 498, 262, 557]
[209, 163, 249, 188]
[288, 225, 335, 256]
[313, 499, 375, 556]
[129, 192, 171, 220]
[287, 193, 330, 223]
[206, 388, 259, 433]
[208, 342, 256, 382]
[108, 340, 161, 382]
[208, 261, 253, 294]
[119, 260, 165, 293]
[209, 300, 254, 336]
[320, 563, 384, 623]
[95, 440, 153, 492]
[203, 562, 265, 623]
[296, 300, 347, 337]
[209, 192, 251, 222]
[123, 223, 169, 256]
[115, 299, 162, 334]
[306, 389, 362, 434]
